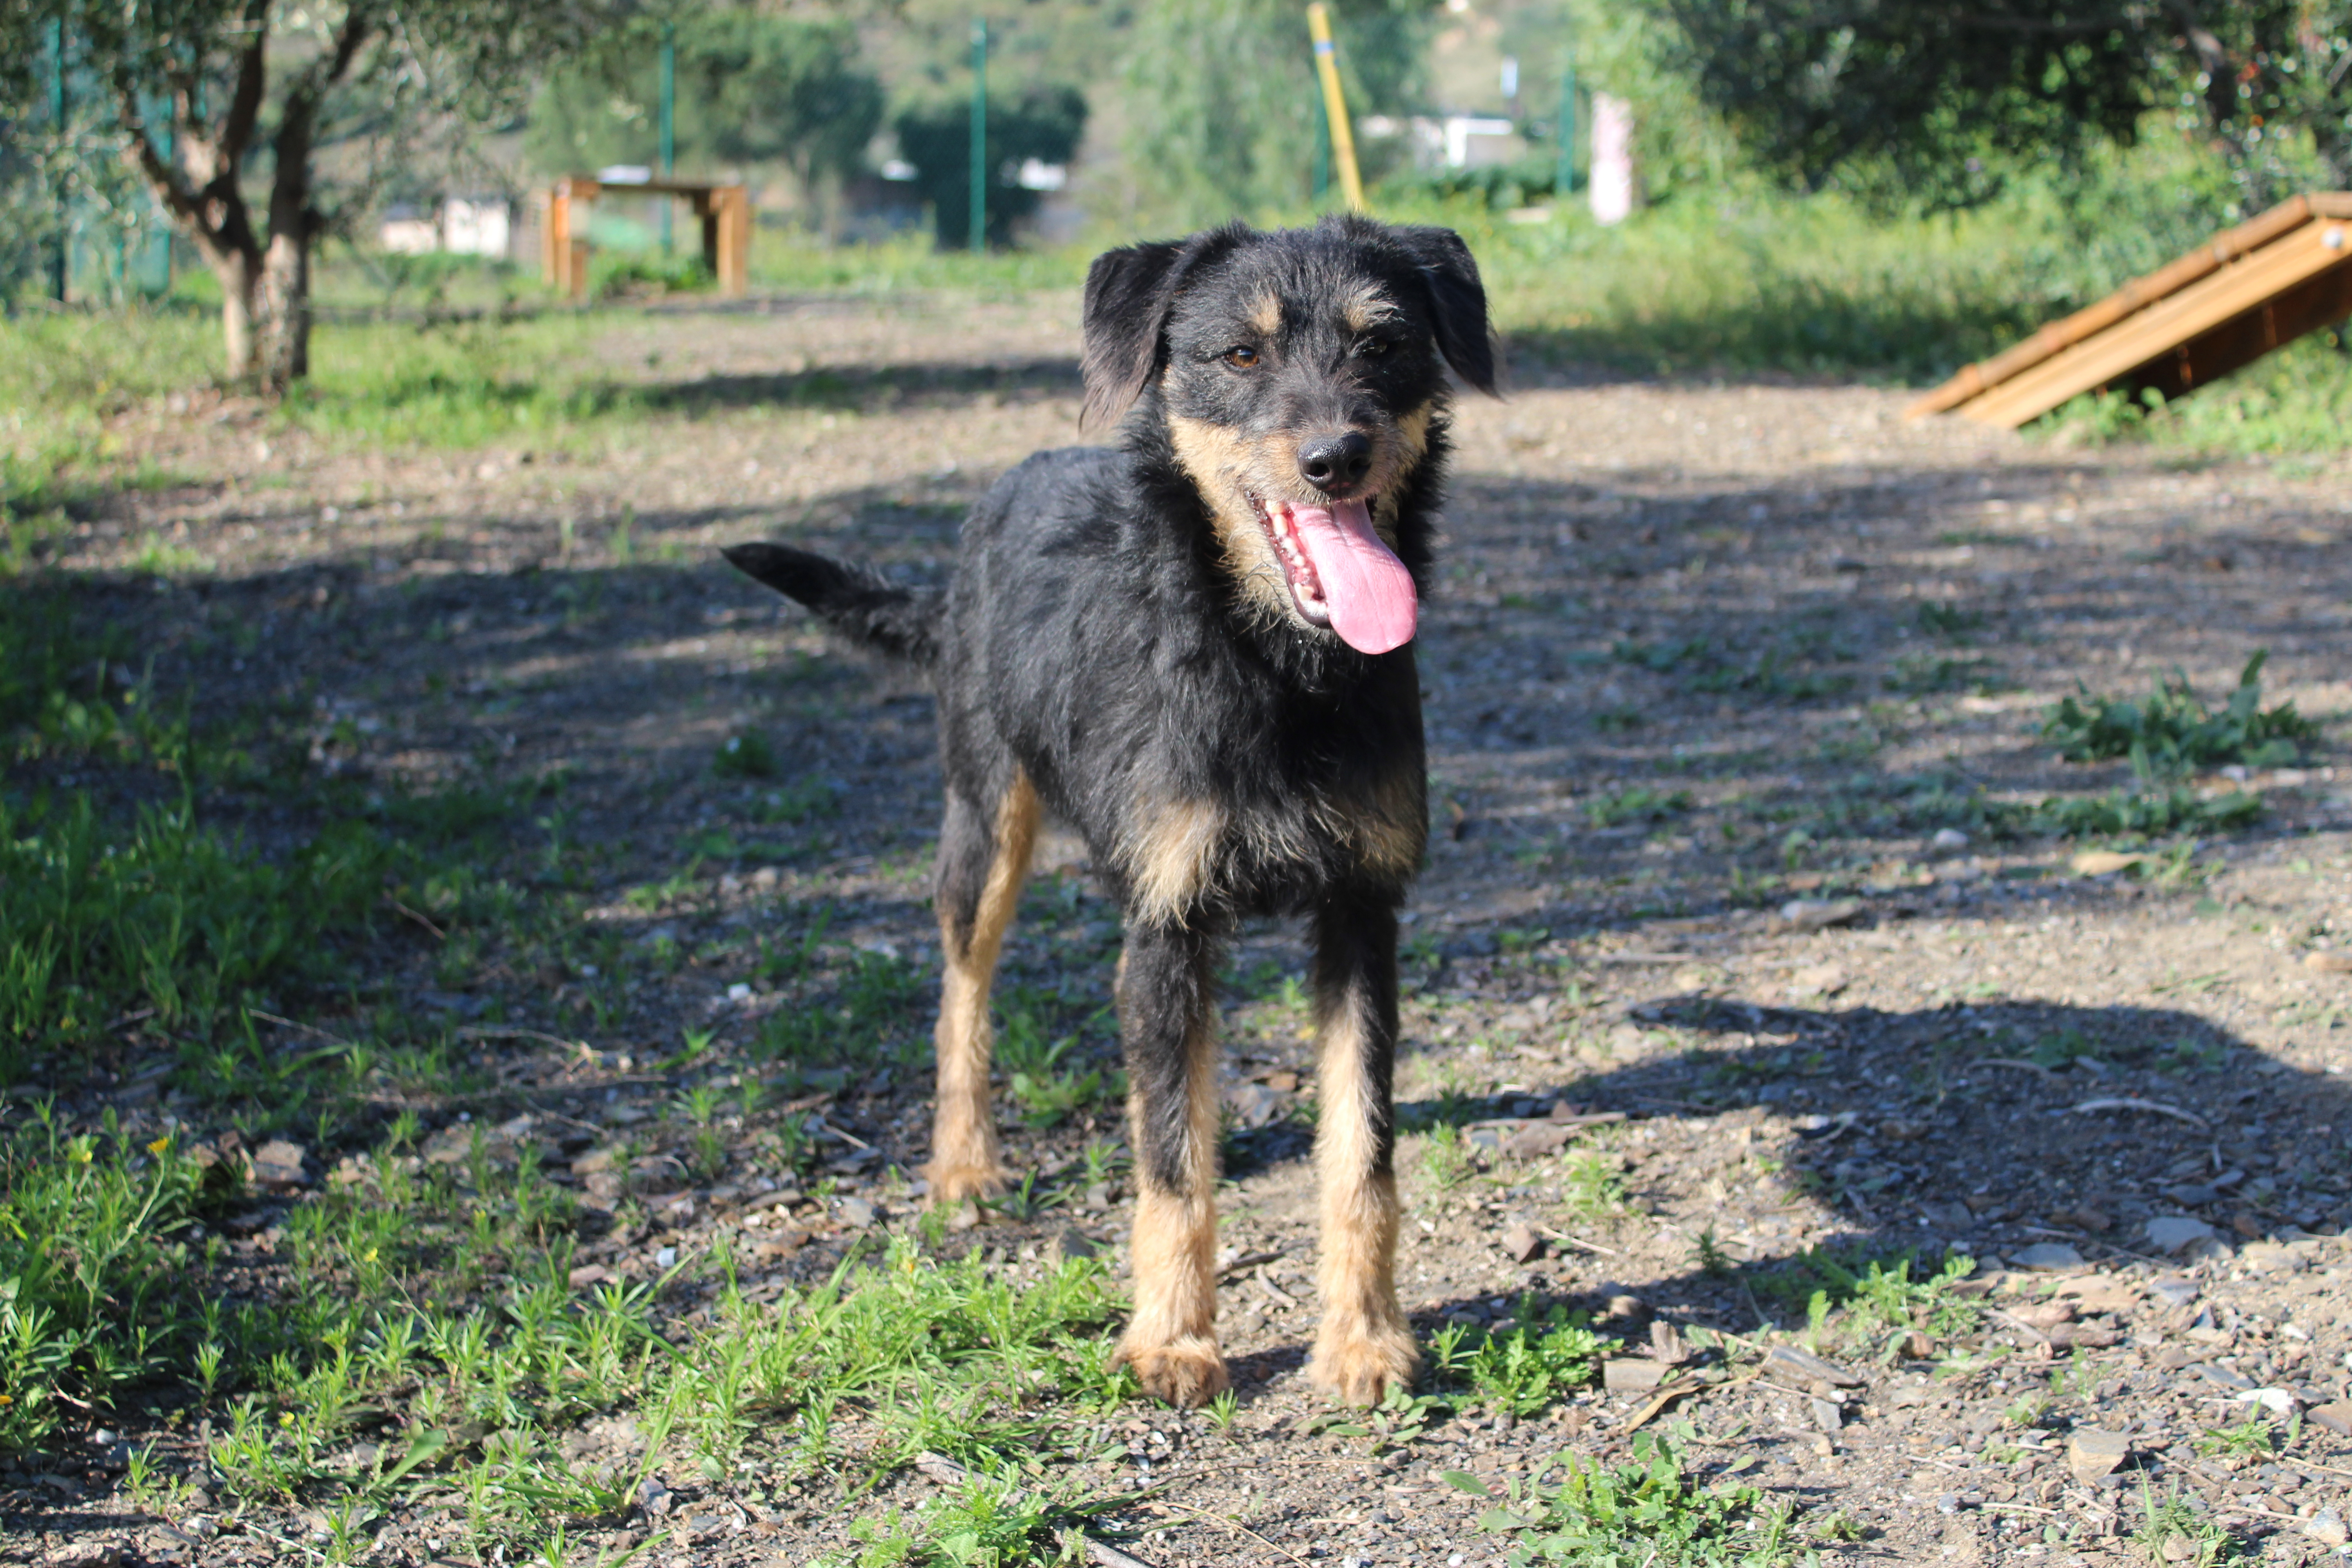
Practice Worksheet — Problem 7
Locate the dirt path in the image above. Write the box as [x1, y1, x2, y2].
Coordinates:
[17, 289, 2352, 1568]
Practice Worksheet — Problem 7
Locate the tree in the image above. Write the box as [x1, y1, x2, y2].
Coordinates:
[525, 13, 882, 227]
[1644, 0, 2352, 212]
[892, 84, 1085, 249]
[1118, 0, 1431, 229]
[0, 0, 610, 391]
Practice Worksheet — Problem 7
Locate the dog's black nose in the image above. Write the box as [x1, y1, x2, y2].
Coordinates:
[1296, 431, 1372, 492]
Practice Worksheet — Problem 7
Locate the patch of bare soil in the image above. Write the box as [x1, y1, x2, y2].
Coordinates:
[12, 289, 2352, 1568]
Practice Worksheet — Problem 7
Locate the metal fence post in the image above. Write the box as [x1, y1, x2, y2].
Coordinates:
[659, 21, 676, 253]
[969, 19, 987, 252]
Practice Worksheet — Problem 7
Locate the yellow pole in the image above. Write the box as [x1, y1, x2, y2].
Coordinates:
[1306, 4, 1365, 211]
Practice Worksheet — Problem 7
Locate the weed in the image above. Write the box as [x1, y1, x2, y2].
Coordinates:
[2041, 651, 2317, 779]
[2131, 1480, 2241, 1567]
[2029, 784, 2262, 840]
[1586, 787, 1694, 828]
[1418, 1124, 1478, 1191]
[2004, 1391, 2051, 1428]
[995, 1005, 1119, 1130]
[2192, 1416, 2275, 1459]
[1914, 602, 1987, 640]
[1811, 1509, 1867, 1544]
[715, 730, 780, 779]
[1886, 651, 2000, 695]
[1558, 1151, 1628, 1220]
[1692, 1229, 1733, 1279]
[0, 1118, 206, 1450]
[750, 774, 843, 824]
[1754, 1247, 1981, 1351]
[1436, 1297, 1614, 1419]
[1464, 1432, 1798, 1566]
[1204, 1388, 1239, 1436]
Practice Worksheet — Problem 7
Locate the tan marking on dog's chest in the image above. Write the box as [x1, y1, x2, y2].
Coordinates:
[1123, 796, 1228, 923]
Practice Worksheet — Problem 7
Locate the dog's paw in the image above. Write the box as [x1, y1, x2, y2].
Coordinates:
[1117, 1334, 1229, 1407]
[1308, 1317, 1421, 1406]
[921, 1160, 1012, 1205]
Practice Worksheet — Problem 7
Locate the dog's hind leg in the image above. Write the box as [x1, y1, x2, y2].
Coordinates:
[1114, 919, 1229, 1406]
[922, 770, 1040, 1205]
[1306, 898, 1420, 1404]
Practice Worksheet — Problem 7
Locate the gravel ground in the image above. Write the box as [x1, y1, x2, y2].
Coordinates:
[10, 285, 2352, 1568]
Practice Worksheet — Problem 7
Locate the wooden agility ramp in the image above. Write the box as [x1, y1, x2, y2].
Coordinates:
[1908, 193, 2352, 427]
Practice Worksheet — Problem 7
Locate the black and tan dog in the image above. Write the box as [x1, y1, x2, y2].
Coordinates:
[725, 215, 1494, 1406]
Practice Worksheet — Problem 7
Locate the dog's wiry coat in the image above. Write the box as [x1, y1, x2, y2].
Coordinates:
[726, 214, 1494, 1406]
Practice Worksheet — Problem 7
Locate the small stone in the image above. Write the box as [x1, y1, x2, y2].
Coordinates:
[1931, 828, 1970, 849]
[2188, 1362, 2254, 1392]
[1049, 1226, 1101, 1263]
[2070, 849, 2145, 877]
[2145, 1215, 2216, 1255]
[2309, 1403, 2352, 1438]
[2010, 1241, 2085, 1272]
[2148, 1275, 2200, 1308]
[1501, 1122, 1576, 1158]
[1221, 1079, 1285, 1130]
[833, 1196, 877, 1228]
[2304, 1508, 2350, 1547]
[2067, 1428, 2131, 1486]
[567, 1264, 612, 1288]
[1786, 963, 1849, 999]
[572, 1147, 620, 1175]
[1779, 898, 1866, 932]
[947, 1197, 983, 1232]
[1899, 1329, 1935, 1360]
[1810, 1396, 1845, 1433]
[1602, 1358, 1669, 1393]
[247, 1139, 308, 1189]
[2304, 951, 2352, 975]
[1766, 1344, 1864, 1387]
[1500, 1220, 1544, 1263]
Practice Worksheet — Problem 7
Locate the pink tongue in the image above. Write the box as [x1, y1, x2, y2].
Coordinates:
[1286, 500, 1417, 653]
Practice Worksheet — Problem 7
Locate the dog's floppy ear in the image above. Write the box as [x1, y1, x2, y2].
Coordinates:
[1080, 224, 1249, 427]
[1393, 225, 1497, 396]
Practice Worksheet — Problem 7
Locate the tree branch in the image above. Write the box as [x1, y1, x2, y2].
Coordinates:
[108, 71, 205, 231]
[217, 1, 270, 166]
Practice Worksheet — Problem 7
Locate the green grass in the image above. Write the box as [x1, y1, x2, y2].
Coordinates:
[2041, 650, 2319, 780]
[0, 788, 399, 1070]
[0, 1112, 209, 1452]
[0, 1099, 1139, 1560]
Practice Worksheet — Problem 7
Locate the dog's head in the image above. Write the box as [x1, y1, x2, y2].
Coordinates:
[1080, 216, 1495, 656]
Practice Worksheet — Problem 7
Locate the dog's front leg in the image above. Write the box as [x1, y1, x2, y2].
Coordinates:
[1113, 918, 1229, 1406]
[1307, 897, 1420, 1404]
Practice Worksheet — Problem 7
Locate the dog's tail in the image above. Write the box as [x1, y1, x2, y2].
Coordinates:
[722, 542, 941, 667]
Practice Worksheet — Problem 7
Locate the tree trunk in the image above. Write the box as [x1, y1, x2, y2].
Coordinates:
[253, 228, 311, 393]
[213, 246, 261, 382]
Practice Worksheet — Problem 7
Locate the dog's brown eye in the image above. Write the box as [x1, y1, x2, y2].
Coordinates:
[1223, 346, 1259, 368]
